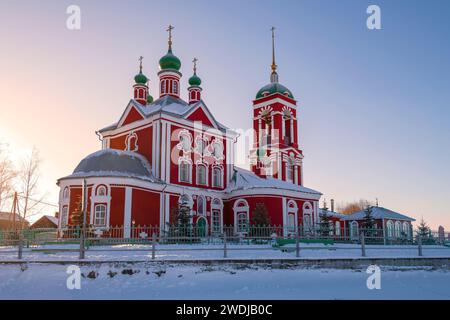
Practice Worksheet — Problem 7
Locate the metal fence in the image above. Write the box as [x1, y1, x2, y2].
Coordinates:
[0, 224, 448, 260]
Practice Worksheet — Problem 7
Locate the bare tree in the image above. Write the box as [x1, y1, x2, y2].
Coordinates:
[17, 147, 44, 225]
[337, 199, 373, 215]
[0, 142, 16, 211]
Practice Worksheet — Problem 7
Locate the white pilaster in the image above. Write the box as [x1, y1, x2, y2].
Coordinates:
[124, 187, 133, 238]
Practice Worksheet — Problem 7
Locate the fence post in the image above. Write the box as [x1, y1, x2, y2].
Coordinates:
[79, 226, 85, 260]
[360, 232, 366, 257]
[152, 233, 156, 260]
[295, 228, 300, 258]
[223, 232, 227, 258]
[418, 235, 423, 257]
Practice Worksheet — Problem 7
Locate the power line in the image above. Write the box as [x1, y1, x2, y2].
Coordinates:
[16, 194, 58, 208]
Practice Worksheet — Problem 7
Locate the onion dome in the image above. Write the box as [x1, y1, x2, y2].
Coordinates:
[134, 56, 148, 84]
[256, 82, 294, 99]
[188, 73, 201, 86]
[146, 94, 154, 104]
[159, 49, 181, 71]
[188, 58, 201, 86]
[134, 72, 148, 84]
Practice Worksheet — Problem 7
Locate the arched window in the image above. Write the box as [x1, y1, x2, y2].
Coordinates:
[179, 159, 192, 183]
[211, 198, 223, 234]
[386, 220, 394, 238]
[395, 221, 401, 238]
[283, 110, 292, 145]
[351, 221, 359, 239]
[60, 206, 68, 228]
[335, 221, 341, 236]
[286, 162, 294, 183]
[402, 222, 410, 238]
[212, 166, 223, 188]
[196, 163, 207, 185]
[94, 204, 107, 226]
[161, 80, 166, 94]
[173, 81, 178, 94]
[286, 200, 298, 233]
[63, 187, 69, 199]
[302, 202, 313, 233]
[234, 199, 249, 234]
[96, 185, 107, 196]
[197, 196, 205, 216]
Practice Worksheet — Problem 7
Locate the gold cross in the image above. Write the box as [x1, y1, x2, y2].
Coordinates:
[271, 26, 277, 72]
[138, 56, 143, 72]
[167, 25, 174, 49]
[192, 57, 198, 74]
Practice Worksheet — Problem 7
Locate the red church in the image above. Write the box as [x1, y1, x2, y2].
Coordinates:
[57, 27, 322, 237]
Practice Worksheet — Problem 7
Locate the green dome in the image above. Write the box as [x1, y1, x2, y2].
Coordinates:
[146, 94, 154, 104]
[256, 82, 294, 99]
[134, 72, 148, 84]
[159, 49, 181, 71]
[188, 74, 201, 86]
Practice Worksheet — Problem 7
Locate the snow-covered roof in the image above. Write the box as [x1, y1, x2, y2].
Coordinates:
[58, 149, 161, 183]
[319, 208, 346, 219]
[99, 97, 229, 133]
[44, 215, 58, 225]
[226, 167, 321, 195]
[342, 206, 415, 222]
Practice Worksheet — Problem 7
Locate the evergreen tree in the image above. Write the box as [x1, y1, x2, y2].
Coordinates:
[70, 196, 84, 227]
[362, 205, 375, 232]
[416, 218, 432, 240]
[319, 204, 331, 237]
[251, 203, 271, 226]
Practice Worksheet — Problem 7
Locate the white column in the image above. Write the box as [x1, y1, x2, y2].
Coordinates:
[124, 187, 133, 238]
[290, 118, 294, 143]
[152, 124, 156, 176]
[161, 122, 167, 181]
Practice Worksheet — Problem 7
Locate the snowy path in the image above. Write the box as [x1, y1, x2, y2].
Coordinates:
[0, 263, 449, 300]
[0, 243, 449, 261]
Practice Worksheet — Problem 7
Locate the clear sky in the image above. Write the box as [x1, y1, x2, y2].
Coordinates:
[0, 0, 449, 228]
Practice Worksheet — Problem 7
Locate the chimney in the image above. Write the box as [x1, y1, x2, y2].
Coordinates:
[330, 199, 335, 212]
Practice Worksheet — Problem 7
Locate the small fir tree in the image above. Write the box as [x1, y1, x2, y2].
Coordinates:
[251, 203, 271, 226]
[362, 205, 375, 233]
[319, 204, 332, 237]
[70, 196, 84, 227]
[416, 218, 432, 241]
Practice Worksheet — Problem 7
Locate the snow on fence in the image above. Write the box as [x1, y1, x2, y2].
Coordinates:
[0, 225, 449, 261]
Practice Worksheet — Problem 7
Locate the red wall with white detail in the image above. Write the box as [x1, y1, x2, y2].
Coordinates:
[131, 189, 160, 226]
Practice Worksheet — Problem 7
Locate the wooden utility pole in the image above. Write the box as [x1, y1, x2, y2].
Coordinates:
[12, 192, 18, 230]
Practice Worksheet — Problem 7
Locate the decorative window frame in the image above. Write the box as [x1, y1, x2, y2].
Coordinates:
[194, 135, 210, 157]
[212, 165, 224, 188]
[386, 220, 394, 238]
[286, 200, 298, 234]
[177, 129, 193, 154]
[178, 157, 192, 183]
[335, 221, 341, 236]
[211, 198, 224, 234]
[195, 161, 208, 186]
[210, 138, 224, 161]
[89, 183, 111, 228]
[197, 195, 206, 216]
[233, 199, 249, 234]
[93, 203, 107, 227]
[125, 131, 139, 152]
[350, 221, 359, 240]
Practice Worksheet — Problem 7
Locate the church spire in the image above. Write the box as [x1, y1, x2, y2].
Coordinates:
[133, 56, 149, 105]
[270, 26, 279, 83]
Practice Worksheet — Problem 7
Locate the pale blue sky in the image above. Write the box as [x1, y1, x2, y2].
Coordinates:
[0, 0, 449, 228]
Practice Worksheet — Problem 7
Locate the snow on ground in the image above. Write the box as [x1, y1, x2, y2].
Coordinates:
[0, 243, 449, 261]
[0, 262, 449, 300]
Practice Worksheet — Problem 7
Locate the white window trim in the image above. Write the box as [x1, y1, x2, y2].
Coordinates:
[233, 199, 249, 234]
[196, 162, 208, 186]
[212, 165, 224, 188]
[178, 157, 192, 183]
[93, 204, 107, 227]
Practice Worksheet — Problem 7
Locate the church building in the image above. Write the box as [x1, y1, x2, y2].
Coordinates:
[57, 27, 322, 237]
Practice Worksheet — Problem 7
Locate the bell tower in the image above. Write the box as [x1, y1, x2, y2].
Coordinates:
[158, 25, 182, 99]
[250, 27, 303, 185]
